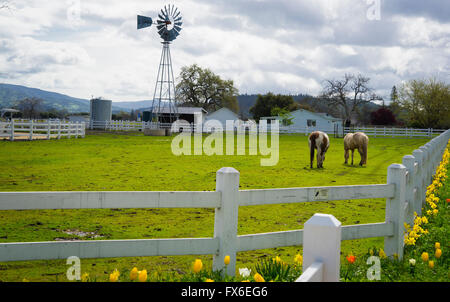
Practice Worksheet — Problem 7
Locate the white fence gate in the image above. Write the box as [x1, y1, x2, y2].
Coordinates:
[0, 129, 448, 281]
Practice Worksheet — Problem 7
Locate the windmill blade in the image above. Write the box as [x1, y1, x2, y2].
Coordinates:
[158, 13, 165, 21]
[173, 7, 179, 19]
[173, 11, 181, 20]
[169, 4, 174, 16]
[174, 21, 182, 27]
[164, 6, 170, 19]
[173, 25, 182, 33]
[158, 27, 167, 35]
[174, 16, 182, 22]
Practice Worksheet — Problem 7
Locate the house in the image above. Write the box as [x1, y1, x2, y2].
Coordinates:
[204, 107, 242, 131]
[261, 109, 343, 133]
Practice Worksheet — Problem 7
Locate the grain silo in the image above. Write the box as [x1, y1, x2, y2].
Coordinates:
[89, 98, 112, 129]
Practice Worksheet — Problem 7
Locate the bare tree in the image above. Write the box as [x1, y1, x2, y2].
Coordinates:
[15, 97, 43, 119]
[320, 73, 381, 127]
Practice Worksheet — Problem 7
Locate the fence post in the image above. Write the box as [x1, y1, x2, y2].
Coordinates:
[57, 120, 61, 139]
[213, 167, 239, 276]
[385, 163, 407, 260]
[301, 213, 341, 282]
[29, 120, 33, 141]
[402, 155, 416, 226]
[10, 119, 14, 141]
[419, 145, 430, 188]
[412, 149, 424, 214]
[47, 120, 51, 140]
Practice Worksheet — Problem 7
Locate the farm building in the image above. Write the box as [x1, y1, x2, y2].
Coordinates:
[262, 109, 343, 133]
[204, 107, 242, 131]
[142, 107, 207, 124]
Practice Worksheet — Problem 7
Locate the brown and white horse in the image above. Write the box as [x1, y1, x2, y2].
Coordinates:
[344, 132, 369, 166]
[308, 131, 330, 168]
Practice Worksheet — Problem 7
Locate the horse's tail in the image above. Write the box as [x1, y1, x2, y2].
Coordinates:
[309, 133, 317, 167]
[362, 137, 368, 164]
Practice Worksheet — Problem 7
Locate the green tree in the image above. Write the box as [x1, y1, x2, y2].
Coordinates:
[399, 78, 450, 129]
[176, 64, 239, 113]
[270, 107, 294, 126]
[249, 93, 298, 121]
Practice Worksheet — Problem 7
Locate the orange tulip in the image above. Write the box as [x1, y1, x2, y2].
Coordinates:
[346, 255, 356, 264]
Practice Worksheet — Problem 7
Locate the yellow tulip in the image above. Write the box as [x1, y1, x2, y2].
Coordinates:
[81, 273, 89, 282]
[421, 252, 429, 262]
[435, 249, 442, 259]
[193, 259, 203, 273]
[435, 242, 440, 249]
[224, 255, 230, 265]
[254, 273, 265, 282]
[294, 254, 303, 265]
[130, 267, 138, 281]
[109, 271, 119, 282]
[379, 249, 387, 259]
[138, 270, 147, 282]
[428, 260, 434, 269]
[205, 279, 214, 282]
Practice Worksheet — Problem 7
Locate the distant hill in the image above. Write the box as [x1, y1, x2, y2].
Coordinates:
[0, 83, 129, 113]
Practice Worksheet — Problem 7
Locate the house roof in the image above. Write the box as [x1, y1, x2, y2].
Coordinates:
[291, 109, 343, 121]
[206, 107, 239, 118]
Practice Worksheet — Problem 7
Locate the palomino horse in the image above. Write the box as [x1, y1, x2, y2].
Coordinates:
[308, 131, 330, 168]
[344, 132, 369, 166]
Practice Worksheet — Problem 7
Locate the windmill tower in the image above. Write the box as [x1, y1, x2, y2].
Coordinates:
[137, 4, 182, 125]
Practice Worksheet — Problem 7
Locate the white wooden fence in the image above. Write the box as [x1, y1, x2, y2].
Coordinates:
[89, 120, 173, 131]
[0, 129, 448, 280]
[0, 120, 85, 141]
[88, 120, 445, 138]
[343, 127, 445, 138]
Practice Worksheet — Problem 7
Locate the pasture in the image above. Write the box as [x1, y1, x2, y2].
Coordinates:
[0, 133, 431, 281]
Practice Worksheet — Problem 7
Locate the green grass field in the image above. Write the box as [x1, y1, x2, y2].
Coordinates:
[0, 133, 431, 282]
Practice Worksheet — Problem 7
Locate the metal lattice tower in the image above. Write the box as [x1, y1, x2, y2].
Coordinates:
[151, 41, 177, 123]
[137, 4, 182, 124]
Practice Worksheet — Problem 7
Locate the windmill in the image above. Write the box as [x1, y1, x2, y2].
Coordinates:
[137, 4, 182, 125]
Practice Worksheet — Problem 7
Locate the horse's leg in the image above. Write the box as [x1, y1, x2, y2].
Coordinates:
[317, 146, 322, 168]
[358, 146, 364, 166]
[344, 148, 349, 164]
[351, 149, 354, 165]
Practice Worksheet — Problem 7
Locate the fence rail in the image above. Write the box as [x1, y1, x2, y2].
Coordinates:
[0, 120, 85, 141]
[0, 129, 449, 280]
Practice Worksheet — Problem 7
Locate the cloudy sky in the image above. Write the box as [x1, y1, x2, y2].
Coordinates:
[0, 0, 449, 102]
